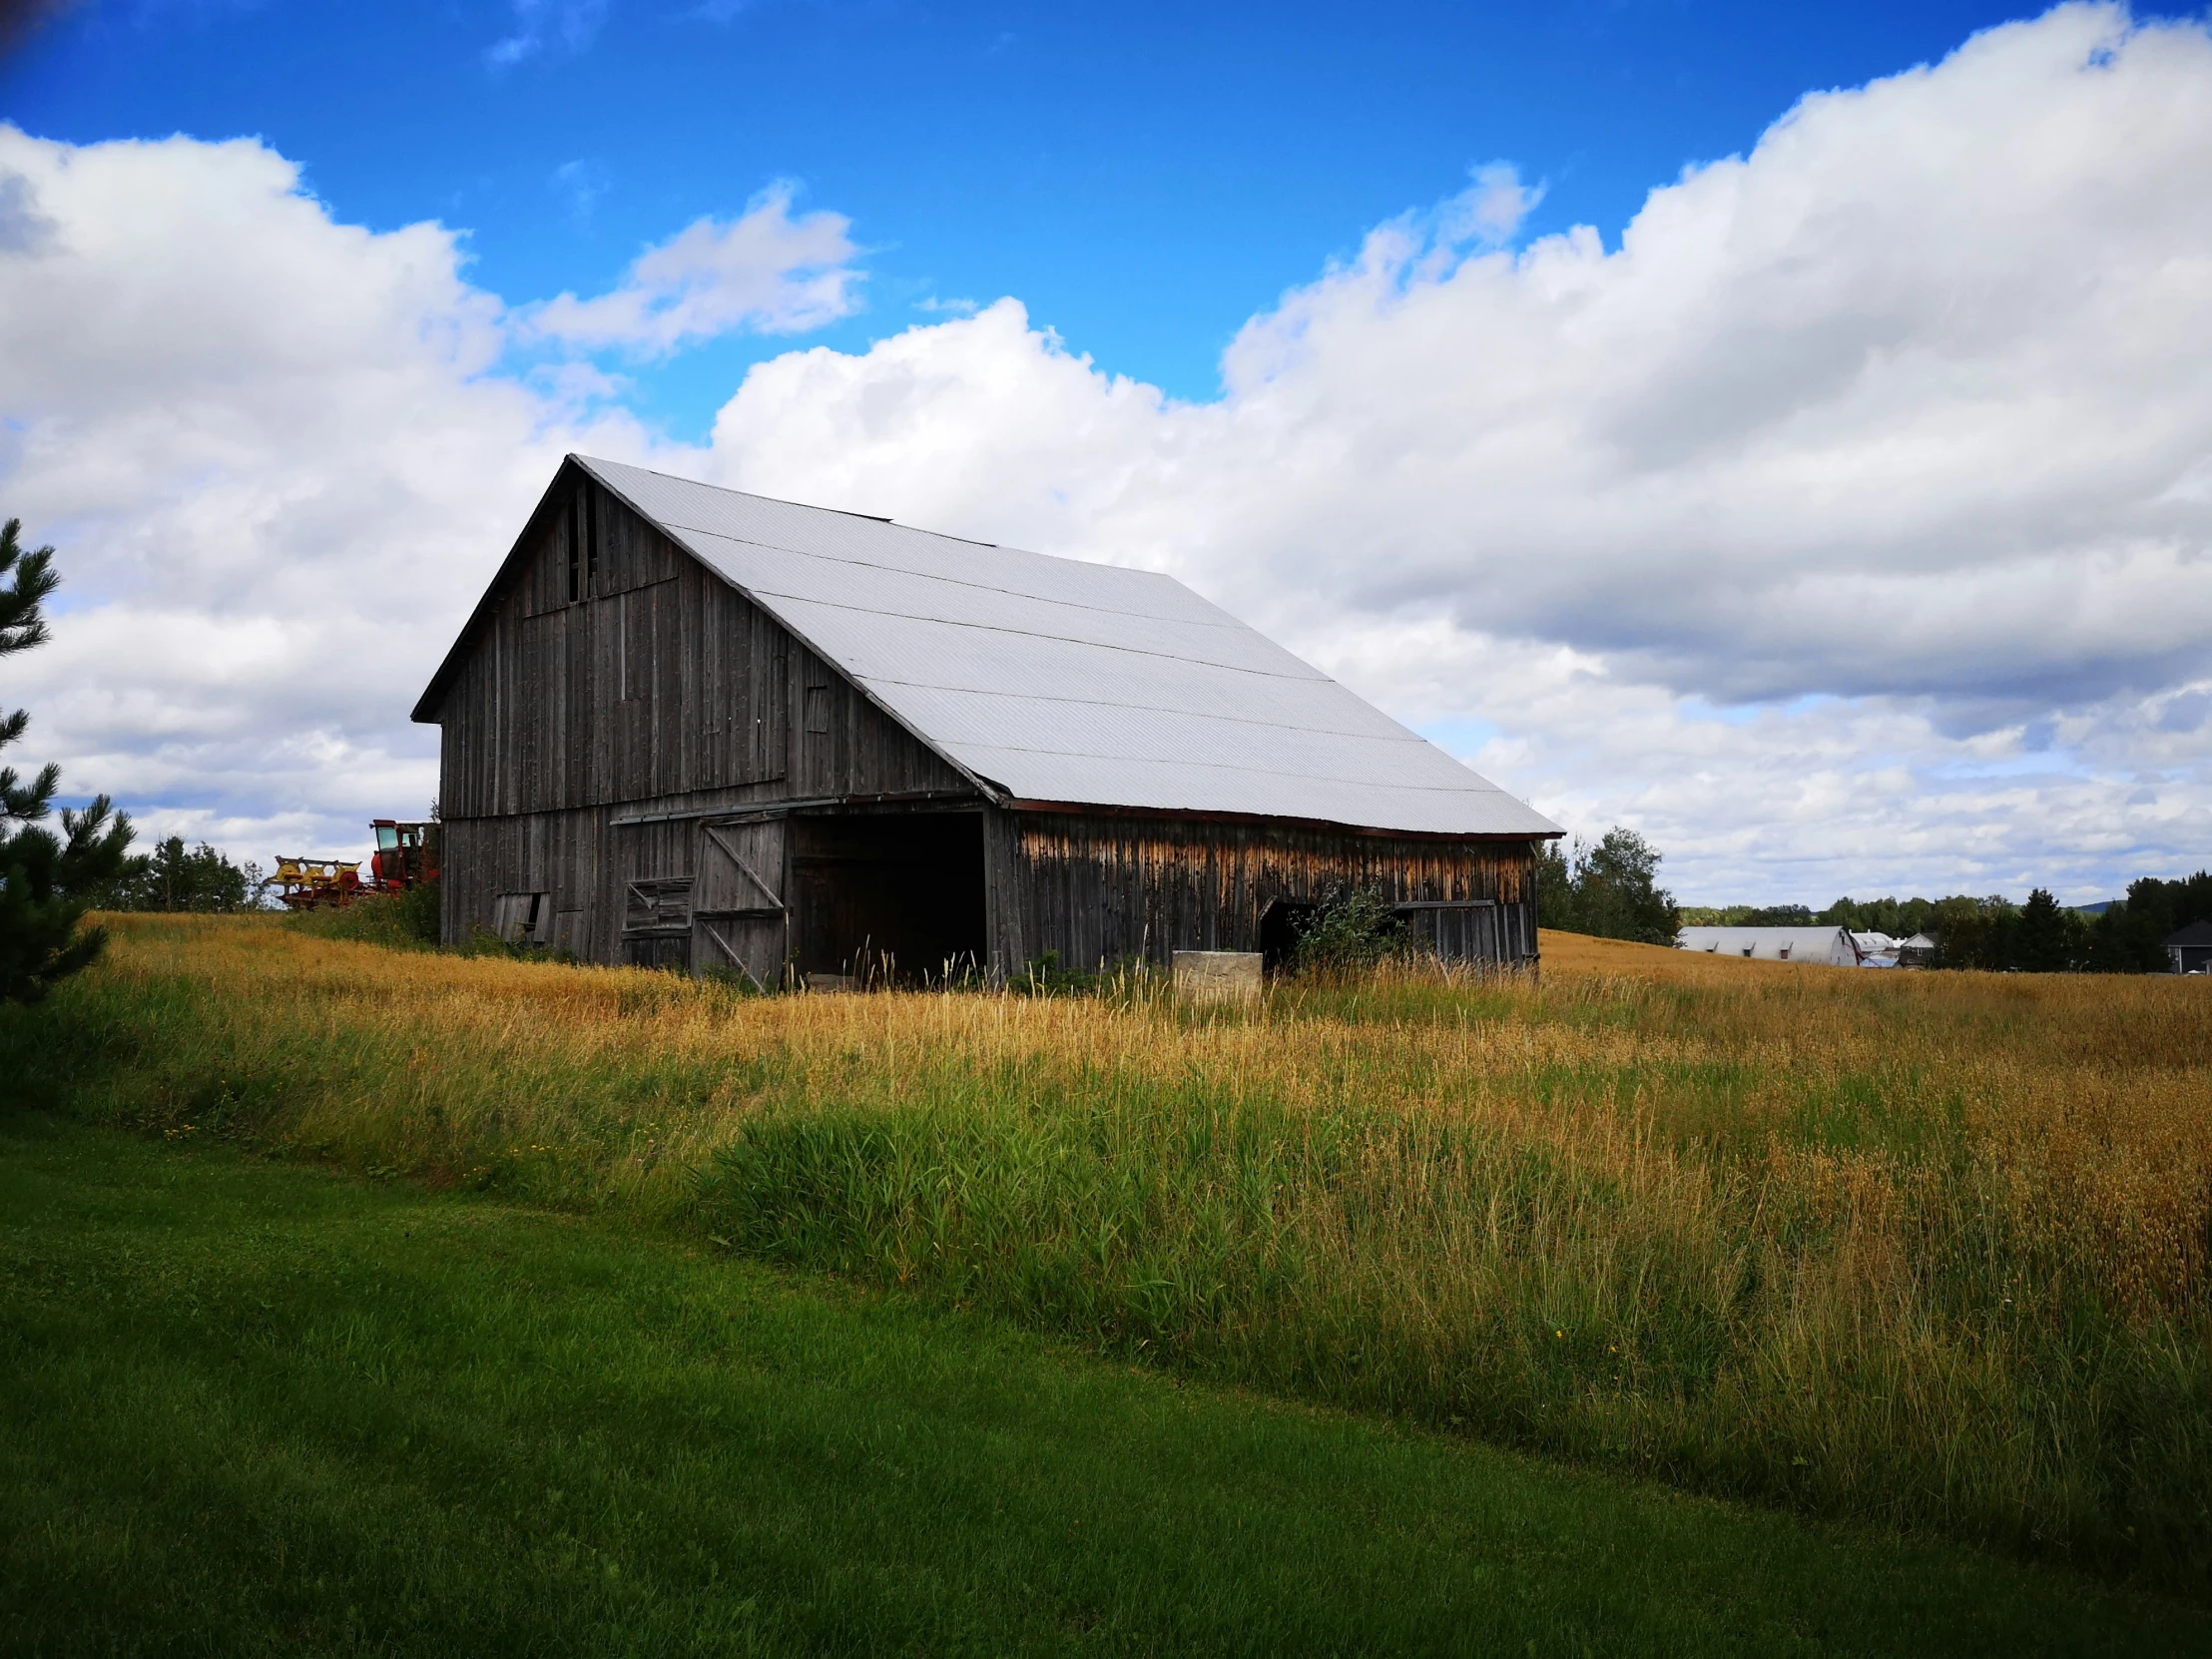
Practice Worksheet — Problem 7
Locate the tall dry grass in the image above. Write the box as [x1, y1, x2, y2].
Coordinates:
[10, 913, 2211, 1594]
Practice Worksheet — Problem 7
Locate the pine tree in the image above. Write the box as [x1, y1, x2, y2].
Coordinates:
[2012, 887, 2082, 973]
[0, 517, 134, 1002]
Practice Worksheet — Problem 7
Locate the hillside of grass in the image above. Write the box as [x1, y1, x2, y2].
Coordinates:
[7, 913, 2210, 1601]
[1539, 925, 1793, 975]
[5, 1116, 2199, 1654]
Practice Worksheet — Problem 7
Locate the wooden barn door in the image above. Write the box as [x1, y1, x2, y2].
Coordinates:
[1396, 899, 1501, 965]
[693, 815, 788, 988]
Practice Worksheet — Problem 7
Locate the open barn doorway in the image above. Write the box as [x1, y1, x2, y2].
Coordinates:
[790, 811, 986, 986]
[1260, 898, 1317, 975]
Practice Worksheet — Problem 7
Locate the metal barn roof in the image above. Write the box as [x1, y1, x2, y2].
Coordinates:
[547, 457, 1559, 838]
[1676, 926, 1863, 966]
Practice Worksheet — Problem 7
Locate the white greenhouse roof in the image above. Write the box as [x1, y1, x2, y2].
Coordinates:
[1676, 926, 1862, 966]
[566, 457, 1560, 838]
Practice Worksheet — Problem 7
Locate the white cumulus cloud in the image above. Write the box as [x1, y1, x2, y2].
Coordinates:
[521, 184, 862, 356]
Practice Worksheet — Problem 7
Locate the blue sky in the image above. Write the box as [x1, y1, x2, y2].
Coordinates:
[2, 2, 2209, 904]
[5, 0, 2043, 431]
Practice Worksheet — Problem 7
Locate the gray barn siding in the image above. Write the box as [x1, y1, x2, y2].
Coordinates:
[435, 504, 795, 820]
[992, 810, 1540, 970]
[431, 473, 975, 962]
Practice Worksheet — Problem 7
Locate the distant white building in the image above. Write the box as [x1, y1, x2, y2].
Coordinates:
[1850, 930, 1899, 966]
[1676, 926, 1863, 966]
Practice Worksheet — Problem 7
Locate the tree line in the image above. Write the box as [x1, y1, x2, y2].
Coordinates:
[89, 836, 261, 913]
[1680, 874, 2212, 973]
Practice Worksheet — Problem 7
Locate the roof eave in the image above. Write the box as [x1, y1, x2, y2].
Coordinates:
[999, 796, 1560, 843]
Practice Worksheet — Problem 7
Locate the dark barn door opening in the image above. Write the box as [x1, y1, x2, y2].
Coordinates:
[791, 812, 986, 984]
[1259, 899, 1316, 975]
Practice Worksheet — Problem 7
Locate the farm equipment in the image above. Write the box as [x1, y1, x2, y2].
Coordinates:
[271, 856, 365, 910]
[368, 820, 440, 892]
[271, 821, 440, 910]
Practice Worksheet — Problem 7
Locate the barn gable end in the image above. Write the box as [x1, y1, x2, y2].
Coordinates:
[423, 461, 968, 817]
[418, 460, 982, 971]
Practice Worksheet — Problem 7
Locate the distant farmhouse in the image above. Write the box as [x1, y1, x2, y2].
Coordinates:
[1895, 931, 1937, 966]
[1676, 925, 1865, 966]
[412, 457, 1562, 984]
[2168, 921, 2212, 975]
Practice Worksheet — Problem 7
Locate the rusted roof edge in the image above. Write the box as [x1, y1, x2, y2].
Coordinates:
[996, 797, 1561, 844]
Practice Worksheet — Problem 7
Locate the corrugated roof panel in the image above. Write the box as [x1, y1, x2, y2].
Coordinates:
[877, 680, 1415, 748]
[577, 455, 1560, 838]
[762, 602, 1346, 720]
[672, 528, 1312, 680]
[592, 459, 1208, 622]
[878, 689, 1479, 792]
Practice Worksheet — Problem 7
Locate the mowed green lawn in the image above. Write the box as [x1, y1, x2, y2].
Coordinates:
[0, 1117, 2198, 1658]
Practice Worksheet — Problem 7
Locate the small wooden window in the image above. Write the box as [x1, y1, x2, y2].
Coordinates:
[492, 891, 549, 945]
[804, 684, 831, 736]
[624, 876, 695, 934]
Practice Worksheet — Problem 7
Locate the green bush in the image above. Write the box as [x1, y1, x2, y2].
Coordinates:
[1293, 887, 1404, 972]
[395, 875, 440, 943]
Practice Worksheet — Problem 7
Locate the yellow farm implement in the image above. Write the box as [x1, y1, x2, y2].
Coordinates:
[271, 855, 364, 911]
[270, 821, 440, 911]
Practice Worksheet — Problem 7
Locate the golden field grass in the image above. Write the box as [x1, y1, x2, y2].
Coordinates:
[10, 913, 2211, 1596]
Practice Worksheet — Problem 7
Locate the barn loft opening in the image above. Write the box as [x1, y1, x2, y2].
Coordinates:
[566, 500, 580, 602]
[790, 811, 986, 985]
[585, 486, 600, 585]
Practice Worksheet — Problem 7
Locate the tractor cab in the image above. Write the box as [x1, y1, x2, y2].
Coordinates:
[369, 821, 441, 892]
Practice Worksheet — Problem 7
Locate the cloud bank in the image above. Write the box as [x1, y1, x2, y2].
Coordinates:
[0, 3, 2207, 901]
[699, 4, 2212, 898]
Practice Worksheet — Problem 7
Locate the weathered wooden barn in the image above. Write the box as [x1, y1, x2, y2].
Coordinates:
[412, 456, 1562, 983]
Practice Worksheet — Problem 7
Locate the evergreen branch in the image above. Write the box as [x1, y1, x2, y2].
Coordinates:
[0, 518, 59, 658]
[0, 761, 60, 823]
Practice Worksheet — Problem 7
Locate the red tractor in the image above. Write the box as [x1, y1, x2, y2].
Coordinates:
[368, 820, 440, 893]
